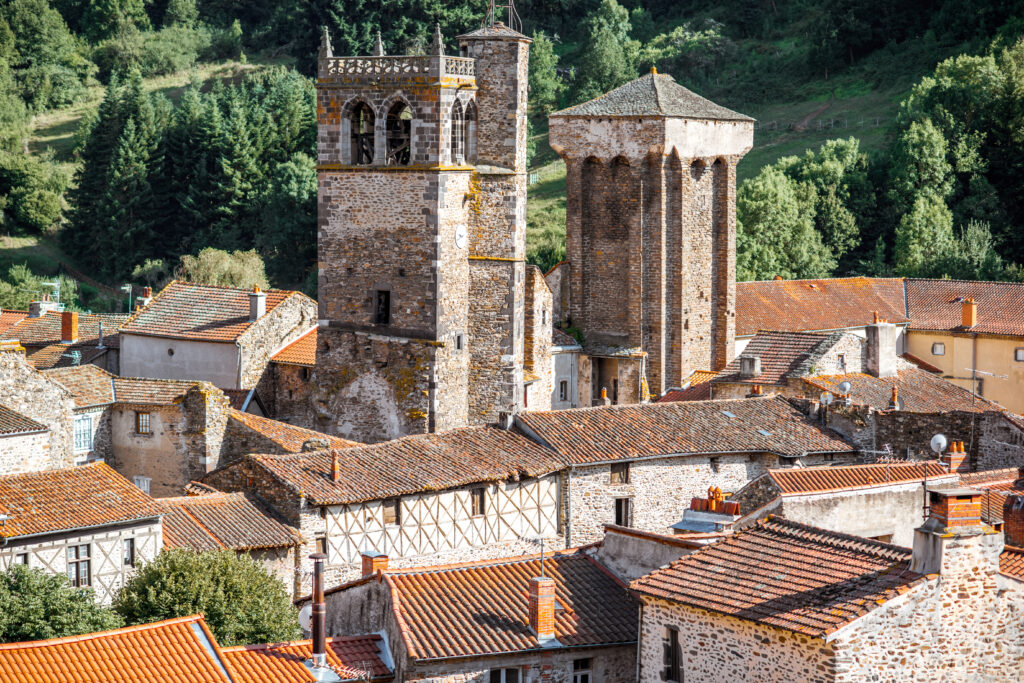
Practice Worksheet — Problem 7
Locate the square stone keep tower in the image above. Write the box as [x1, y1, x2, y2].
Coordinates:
[310, 23, 532, 442]
[548, 70, 753, 398]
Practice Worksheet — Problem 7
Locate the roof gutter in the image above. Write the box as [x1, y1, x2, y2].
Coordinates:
[0, 514, 164, 544]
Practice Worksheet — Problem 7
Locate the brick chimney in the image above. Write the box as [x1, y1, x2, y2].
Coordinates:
[360, 551, 389, 576]
[962, 298, 977, 328]
[137, 286, 154, 307]
[865, 318, 897, 378]
[528, 576, 557, 644]
[1003, 495, 1024, 547]
[61, 311, 78, 344]
[739, 355, 761, 379]
[911, 488, 1001, 575]
[249, 285, 266, 321]
[941, 440, 968, 473]
[330, 451, 340, 482]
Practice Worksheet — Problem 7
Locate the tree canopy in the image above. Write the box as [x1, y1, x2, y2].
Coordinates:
[0, 565, 122, 643]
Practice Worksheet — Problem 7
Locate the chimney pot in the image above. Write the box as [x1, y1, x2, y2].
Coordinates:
[962, 298, 977, 328]
[360, 551, 389, 576]
[309, 552, 328, 669]
[61, 311, 79, 344]
[249, 286, 267, 321]
[941, 441, 968, 472]
[528, 576, 557, 643]
[739, 355, 761, 379]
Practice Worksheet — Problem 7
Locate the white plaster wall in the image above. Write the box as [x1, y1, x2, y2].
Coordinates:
[120, 334, 240, 388]
[663, 118, 753, 159]
[551, 349, 579, 409]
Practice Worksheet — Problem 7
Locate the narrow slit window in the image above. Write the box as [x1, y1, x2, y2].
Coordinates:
[614, 497, 631, 526]
[374, 290, 391, 325]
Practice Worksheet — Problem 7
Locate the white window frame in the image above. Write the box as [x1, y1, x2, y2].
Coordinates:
[73, 414, 94, 453]
[1015, 348, 1024, 362]
[133, 476, 151, 494]
[931, 342, 945, 356]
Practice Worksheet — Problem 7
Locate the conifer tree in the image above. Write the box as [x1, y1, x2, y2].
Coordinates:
[97, 118, 154, 277]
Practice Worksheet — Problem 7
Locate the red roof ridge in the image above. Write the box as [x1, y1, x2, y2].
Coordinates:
[0, 614, 204, 651]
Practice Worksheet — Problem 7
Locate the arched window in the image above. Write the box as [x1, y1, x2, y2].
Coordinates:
[386, 102, 412, 166]
[350, 103, 375, 165]
[450, 100, 464, 164]
[464, 100, 477, 163]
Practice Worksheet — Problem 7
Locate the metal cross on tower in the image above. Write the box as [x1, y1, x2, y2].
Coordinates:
[485, 0, 522, 32]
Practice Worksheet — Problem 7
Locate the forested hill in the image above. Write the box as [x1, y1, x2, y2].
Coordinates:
[0, 0, 1022, 312]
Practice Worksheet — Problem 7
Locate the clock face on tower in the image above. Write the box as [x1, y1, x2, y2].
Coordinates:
[455, 225, 468, 249]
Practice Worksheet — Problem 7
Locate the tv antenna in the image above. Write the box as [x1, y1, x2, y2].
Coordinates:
[485, 0, 522, 32]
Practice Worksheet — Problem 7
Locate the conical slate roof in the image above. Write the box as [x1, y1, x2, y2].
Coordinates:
[552, 72, 752, 121]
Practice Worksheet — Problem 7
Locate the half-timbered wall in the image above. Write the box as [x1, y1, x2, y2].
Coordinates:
[0, 520, 161, 604]
[315, 474, 561, 585]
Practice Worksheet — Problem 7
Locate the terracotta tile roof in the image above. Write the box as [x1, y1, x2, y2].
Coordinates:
[1001, 546, 1024, 579]
[0, 462, 163, 539]
[226, 426, 565, 506]
[517, 396, 854, 465]
[905, 279, 1024, 336]
[735, 277, 908, 337]
[958, 468, 1023, 491]
[552, 327, 580, 347]
[0, 309, 27, 335]
[222, 388, 254, 410]
[222, 635, 392, 682]
[630, 517, 925, 637]
[714, 330, 837, 386]
[159, 492, 300, 552]
[42, 366, 200, 407]
[26, 342, 112, 369]
[380, 550, 636, 659]
[120, 281, 307, 342]
[271, 328, 317, 366]
[764, 461, 952, 496]
[0, 615, 233, 683]
[552, 72, 752, 121]
[228, 409, 360, 452]
[41, 364, 115, 407]
[901, 352, 942, 373]
[657, 370, 717, 402]
[4, 311, 125, 346]
[803, 367, 1002, 413]
[0, 404, 47, 435]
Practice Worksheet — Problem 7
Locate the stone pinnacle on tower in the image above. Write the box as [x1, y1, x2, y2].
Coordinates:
[373, 30, 385, 56]
[318, 26, 333, 61]
[430, 23, 444, 56]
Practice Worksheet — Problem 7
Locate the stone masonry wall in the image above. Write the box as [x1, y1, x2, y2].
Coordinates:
[0, 430, 51, 475]
[523, 265, 553, 411]
[258, 363, 311, 425]
[638, 597, 836, 682]
[832, 531, 1024, 682]
[406, 645, 636, 683]
[0, 348, 76, 468]
[239, 294, 316, 390]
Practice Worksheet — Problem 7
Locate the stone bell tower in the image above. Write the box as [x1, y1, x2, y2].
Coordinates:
[548, 70, 753, 400]
[309, 22, 531, 443]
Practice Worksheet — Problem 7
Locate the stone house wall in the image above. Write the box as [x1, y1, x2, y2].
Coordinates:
[239, 295, 317, 390]
[831, 531, 1024, 681]
[256, 362, 312, 424]
[0, 347, 76, 468]
[0, 430, 51, 475]
[0, 520, 162, 605]
[247, 546, 299, 595]
[523, 265, 553, 412]
[79, 406, 112, 463]
[637, 597, 836, 682]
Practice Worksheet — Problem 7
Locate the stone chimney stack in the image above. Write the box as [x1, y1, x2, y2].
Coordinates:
[360, 551, 389, 576]
[29, 294, 59, 318]
[739, 356, 761, 379]
[61, 311, 78, 344]
[910, 488, 1001, 575]
[249, 285, 266, 321]
[962, 298, 977, 328]
[865, 317, 897, 378]
[527, 576, 557, 644]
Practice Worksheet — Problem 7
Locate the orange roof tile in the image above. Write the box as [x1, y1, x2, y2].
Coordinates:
[657, 370, 718, 402]
[112, 376, 199, 405]
[803, 367, 1003, 413]
[900, 352, 942, 373]
[3, 311, 125, 347]
[42, 365, 200, 407]
[630, 518, 927, 637]
[0, 309, 27, 335]
[218, 426, 564, 506]
[120, 281, 308, 343]
[0, 615, 234, 683]
[736, 277, 908, 337]
[228, 409, 361, 451]
[517, 396, 855, 465]
[373, 550, 636, 660]
[1001, 546, 1024, 579]
[159, 492, 300, 552]
[222, 635, 392, 682]
[272, 328, 317, 366]
[0, 404, 47, 435]
[715, 330, 837, 386]
[906, 279, 1024, 336]
[0, 462, 163, 539]
[765, 461, 953, 496]
[26, 342, 113, 369]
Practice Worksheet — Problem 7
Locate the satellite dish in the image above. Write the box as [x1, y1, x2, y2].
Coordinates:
[837, 381, 852, 395]
[819, 391, 834, 406]
[298, 604, 312, 632]
[930, 433, 948, 454]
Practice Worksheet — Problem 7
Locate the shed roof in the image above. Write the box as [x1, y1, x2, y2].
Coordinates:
[228, 408, 361, 452]
[0, 404, 47, 436]
[159, 492, 300, 552]
[760, 461, 952, 497]
[271, 327, 317, 366]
